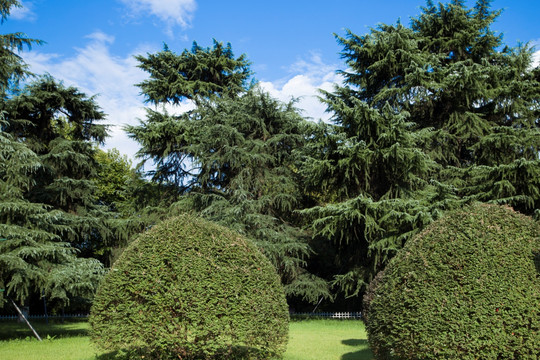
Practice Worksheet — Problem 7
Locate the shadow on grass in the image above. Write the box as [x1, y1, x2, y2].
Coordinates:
[0, 319, 89, 340]
[95, 350, 121, 360]
[95, 344, 281, 360]
[341, 338, 374, 360]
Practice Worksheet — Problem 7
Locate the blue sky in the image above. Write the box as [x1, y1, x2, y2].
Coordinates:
[3, 0, 539, 160]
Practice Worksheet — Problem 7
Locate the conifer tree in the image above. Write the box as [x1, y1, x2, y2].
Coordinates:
[302, 0, 539, 297]
[2, 76, 122, 262]
[128, 42, 331, 303]
[0, 0, 109, 309]
[136, 40, 251, 106]
[0, 116, 104, 307]
[0, 0, 42, 96]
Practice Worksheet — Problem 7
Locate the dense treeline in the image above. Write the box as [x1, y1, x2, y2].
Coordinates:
[0, 0, 150, 313]
[1, 0, 538, 313]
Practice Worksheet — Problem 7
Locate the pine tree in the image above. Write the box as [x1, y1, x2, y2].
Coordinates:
[170, 89, 331, 303]
[128, 42, 331, 304]
[299, 96, 445, 297]
[131, 40, 252, 187]
[301, 0, 539, 298]
[2, 76, 123, 263]
[135, 39, 251, 106]
[0, 116, 105, 307]
[0, 0, 42, 96]
[0, 1, 110, 309]
[407, 1, 540, 214]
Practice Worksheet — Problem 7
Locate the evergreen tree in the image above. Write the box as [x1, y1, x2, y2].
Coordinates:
[131, 40, 252, 187]
[135, 39, 251, 106]
[406, 1, 539, 214]
[2, 76, 122, 263]
[300, 96, 445, 297]
[171, 89, 331, 303]
[0, 116, 105, 308]
[128, 42, 331, 304]
[302, 0, 539, 298]
[0, 0, 42, 96]
[0, 1, 112, 309]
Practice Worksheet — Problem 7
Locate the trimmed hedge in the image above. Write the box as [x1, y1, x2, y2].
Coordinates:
[90, 214, 289, 359]
[365, 204, 540, 359]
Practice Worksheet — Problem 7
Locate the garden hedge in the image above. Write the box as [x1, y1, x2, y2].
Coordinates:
[90, 214, 289, 359]
[364, 203, 540, 359]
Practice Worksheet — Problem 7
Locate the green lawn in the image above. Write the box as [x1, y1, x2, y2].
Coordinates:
[0, 318, 374, 359]
[286, 319, 374, 360]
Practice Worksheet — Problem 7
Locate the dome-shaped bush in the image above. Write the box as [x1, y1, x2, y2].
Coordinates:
[365, 204, 540, 359]
[90, 214, 289, 359]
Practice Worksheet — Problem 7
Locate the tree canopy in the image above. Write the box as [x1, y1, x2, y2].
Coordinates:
[0, 1, 118, 309]
[128, 42, 331, 304]
[135, 40, 252, 105]
[2, 0, 539, 312]
[300, 0, 540, 298]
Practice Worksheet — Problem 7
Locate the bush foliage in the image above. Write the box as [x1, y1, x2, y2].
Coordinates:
[90, 214, 289, 359]
[364, 203, 540, 359]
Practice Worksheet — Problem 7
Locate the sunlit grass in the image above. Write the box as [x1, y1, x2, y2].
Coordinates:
[285, 319, 374, 360]
[0, 318, 374, 360]
[0, 319, 101, 360]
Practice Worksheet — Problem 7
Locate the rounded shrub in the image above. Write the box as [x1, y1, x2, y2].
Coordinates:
[365, 203, 540, 359]
[90, 214, 289, 359]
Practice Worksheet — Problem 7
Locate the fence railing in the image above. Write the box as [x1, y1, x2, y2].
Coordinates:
[290, 311, 362, 319]
[0, 313, 88, 320]
[1, 312, 362, 320]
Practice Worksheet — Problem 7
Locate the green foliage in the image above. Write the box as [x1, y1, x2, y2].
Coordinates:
[90, 214, 289, 359]
[365, 203, 540, 360]
[1, 76, 140, 266]
[167, 89, 330, 303]
[128, 40, 331, 304]
[0, 0, 43, 95]
[300, 0, 540, 299]
[0, 118, 104, 307]
[0, 4, 116, 309]
[135, 39, 251, 105]
[94, 149, 134, 210]
[300, 76, 452, 298]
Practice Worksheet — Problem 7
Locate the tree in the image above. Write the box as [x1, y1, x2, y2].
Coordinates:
[0, 116, 105, 308]
[407, 1, 540, 215]
[135, 39, 251, 106]
[0, 0, 42, 96]
[301, 0, 539, 298]
[0, 1, 109, 309]
[170, 89, 331, 303]
[94, 149, 134, 212]
[131, 40, 252, 187]
[128, 42, 331, 304]
[299, 94, 446, 298]
[2, 76, 124, 264]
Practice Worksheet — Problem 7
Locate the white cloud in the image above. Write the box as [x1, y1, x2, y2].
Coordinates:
[260, 53, 342, 123]
[532, 50, 540, 68]
[23, 32, 188, 161]
[119, 0, 196, 35]
[533, 51, 540, 68]
[10, 1, 37, 21]
[531, 40, 540, 68]
[24, 37, 341, 163]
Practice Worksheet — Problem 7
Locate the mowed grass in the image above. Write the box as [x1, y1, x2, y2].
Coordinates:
[285, 319, 374, 360]
[0, 318, 374, 360]
[0, 319, 100, 360]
